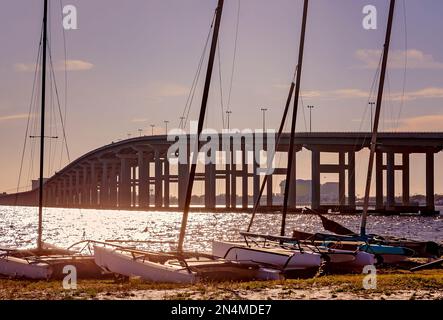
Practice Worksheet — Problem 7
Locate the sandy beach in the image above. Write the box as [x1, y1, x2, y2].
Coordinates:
[1, 269, 441, 300]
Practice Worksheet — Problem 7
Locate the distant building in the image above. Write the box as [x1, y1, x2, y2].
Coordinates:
[320, 182, 339, 203]
[279, 179, 311, 203]
[279, 179, 339, 203]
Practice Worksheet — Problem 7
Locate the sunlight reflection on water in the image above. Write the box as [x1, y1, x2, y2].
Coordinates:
[0, 206, 441, 252]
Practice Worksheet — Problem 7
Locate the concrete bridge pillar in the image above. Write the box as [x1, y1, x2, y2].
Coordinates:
[225, 161, 231, 208]
[386, 152, 395, 209]
[375, 152, 384, 210]
[82, 166, 89, 207]
[68, 174, 73, 206]
[205, 157, 216, 209]
[137, 152, 150, 209]
[62, 177, 68, 206]
[164, 159, 170, 208]
[132, 166, 137, 206]
[287, 152, 297, 209]
[57, 180, 62, 206]
[118, 157, 132, 208]
[338, 152, 346, 206]
[75, 169, 80, 206]
[100, 162, 109, 208]
[426, 152, 435, 210]
[109, 163, 118, 208]
[402, 153, 410, 206]
[311, 150, 321, 210]
[90, 163, 98, 206]
[241, 147, 248, 209]
[253, 153, 260, 207]
[154, 150, 163, 208]
[266, 173, 273, 207]
[348, 151, 356, 208]
[231, 150, 237, 208]
[178, 162, 189, 209]
[45, 184, 51, 206]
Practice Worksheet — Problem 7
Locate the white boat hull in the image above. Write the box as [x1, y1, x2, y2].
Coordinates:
[94, 246, 196, 284]
[212, 241, 321, 271]
[323, 250, 376, 273]
[0, 256, 52, 280]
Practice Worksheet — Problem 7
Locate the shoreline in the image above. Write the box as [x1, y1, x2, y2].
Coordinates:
[1, 204, 441, 217]
[1, 270, 442, 300]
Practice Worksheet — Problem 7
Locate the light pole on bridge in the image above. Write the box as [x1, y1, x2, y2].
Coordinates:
[307, 105, 315, 133]
[369, 102, 375, 132]
[226, 110, 232, 130]
[260, 108, 268, 131]
[179, 116, 185, 129]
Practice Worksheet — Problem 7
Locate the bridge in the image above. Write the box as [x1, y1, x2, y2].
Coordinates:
[1, 132, 442, 215]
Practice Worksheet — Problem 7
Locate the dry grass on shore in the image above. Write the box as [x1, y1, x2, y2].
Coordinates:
[0, 269, 442, 300]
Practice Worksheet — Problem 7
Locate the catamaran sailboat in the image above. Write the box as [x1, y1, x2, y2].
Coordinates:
[211, 0, 373, 275]
[0, 0, 103, 280]
[93, 243, 281, 283]
[288, 0, 419, 266]
[91, 0, 284, 283]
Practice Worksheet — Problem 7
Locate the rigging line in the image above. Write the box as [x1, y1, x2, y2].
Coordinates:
[217, 40, 225, 129]
[185, 57, 205, 128]
[27, 82, 39, 186]
[299, 95, 308, 132]
[395, 0, 408, 132]
[47, 41, 72, 163]
[356, 51, 383, 135]
[48, 58, 54, 177]
[50, 75, 60, 174]
[337, 50, 383, 206]
[28, 82, 41, 183]
[184, 47, 209, 129]
[247, 78, 296, 231]
[226, 0, 241, 113]
[14, 32, 43, 207]
[47, 0, 56, 176]
[180, 12, 216, 129]
[183, 35, 213, 129]
[59, 0, 69, 167]
[385, 71, 394, 131]
[290, 65, 307, 132]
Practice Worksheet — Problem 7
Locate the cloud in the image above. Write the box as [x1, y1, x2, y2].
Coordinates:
[396, 114, 443, 131]
[14, 63, 36, 72]
[131, 118, 148, 123]
[332, 89, 370, 99]
[63, 60, 94, 71]
[300, 90, 323, 99]
[14, 59, 94, 72]
[300, 87, 443, 102]
[355, 49, 443, 69]
[383, 87, 443, 102]
[301, 89, 369, 100]
[156, 84, 189, 97]
[0, 113, 32, 122]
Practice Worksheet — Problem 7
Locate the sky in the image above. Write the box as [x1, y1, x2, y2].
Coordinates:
[0, 0, 443, 197]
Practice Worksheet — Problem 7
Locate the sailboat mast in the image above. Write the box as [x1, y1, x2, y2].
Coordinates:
[360, 0, 396, 236]
[177, 0, 224, 252]
[280, 0, 309, 236]
[37, 0, 48, 251]
[246, 81, 295, 232]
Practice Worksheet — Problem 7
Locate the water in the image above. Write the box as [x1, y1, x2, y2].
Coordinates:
[0, 206, 442, 253]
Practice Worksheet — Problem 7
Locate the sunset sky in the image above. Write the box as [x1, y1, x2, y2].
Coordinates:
[0, 0, 442, 197]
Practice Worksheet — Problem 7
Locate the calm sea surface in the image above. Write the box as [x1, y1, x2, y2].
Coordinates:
[1, 206, 442, 252]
